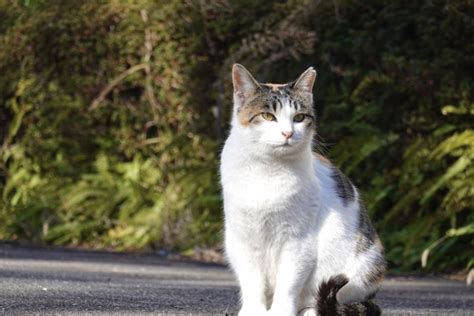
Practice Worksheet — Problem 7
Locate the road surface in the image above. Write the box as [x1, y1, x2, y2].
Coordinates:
[0, 243, 472, 315]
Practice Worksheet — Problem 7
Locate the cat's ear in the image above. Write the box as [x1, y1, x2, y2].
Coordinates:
[292, 67, 317, 93]
[232, 64, 259, 104]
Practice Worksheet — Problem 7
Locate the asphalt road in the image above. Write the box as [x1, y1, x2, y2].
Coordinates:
[0, 243, 472, 315]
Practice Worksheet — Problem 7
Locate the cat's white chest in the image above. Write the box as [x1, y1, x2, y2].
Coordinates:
[221, 143, 318, 242]
[223, 165, 301, 210]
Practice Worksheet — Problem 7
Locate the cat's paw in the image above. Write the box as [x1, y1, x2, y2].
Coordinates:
[238, 306, 267, 316]
[297, 308, 317, 316]
[266, 308, 295, 316]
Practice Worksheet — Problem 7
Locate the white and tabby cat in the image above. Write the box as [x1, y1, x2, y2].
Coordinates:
[220, 64, 386, 316]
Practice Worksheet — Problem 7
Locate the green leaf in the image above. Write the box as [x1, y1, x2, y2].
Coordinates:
[421, 156, 471, 204]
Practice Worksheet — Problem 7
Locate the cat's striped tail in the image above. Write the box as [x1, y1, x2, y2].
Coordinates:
[316, 274, 381, 316]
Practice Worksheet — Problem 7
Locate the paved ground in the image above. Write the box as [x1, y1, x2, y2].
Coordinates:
[0, 243, 472, 315]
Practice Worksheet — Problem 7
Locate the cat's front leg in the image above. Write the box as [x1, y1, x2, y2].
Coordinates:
[226, 232, 268, 316]
[267, 240, 315, 316]
[237, 263, 268, 316]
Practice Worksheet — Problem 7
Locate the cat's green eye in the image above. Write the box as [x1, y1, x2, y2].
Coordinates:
[261, 112, 277, 121]
[293, 113, 306, 122]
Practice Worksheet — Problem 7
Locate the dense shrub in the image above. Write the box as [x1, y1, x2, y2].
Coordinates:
[0, 1, 221, 250]
[0, 0, 472, 274]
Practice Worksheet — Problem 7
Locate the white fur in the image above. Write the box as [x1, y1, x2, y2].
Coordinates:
[221, 86, 383, 315]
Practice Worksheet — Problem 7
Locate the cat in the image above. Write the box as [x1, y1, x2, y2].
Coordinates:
[220, 64, 386, 316]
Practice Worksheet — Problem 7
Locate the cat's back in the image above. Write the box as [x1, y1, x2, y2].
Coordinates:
[313, 153, 384, 269]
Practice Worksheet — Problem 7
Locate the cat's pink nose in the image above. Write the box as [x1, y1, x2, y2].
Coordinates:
[281, 131, 294, 139]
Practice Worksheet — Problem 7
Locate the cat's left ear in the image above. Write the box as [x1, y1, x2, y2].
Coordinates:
[292, 67, 317, 93]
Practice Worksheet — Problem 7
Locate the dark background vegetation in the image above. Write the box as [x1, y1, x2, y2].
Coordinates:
[0, 0, 472, 276]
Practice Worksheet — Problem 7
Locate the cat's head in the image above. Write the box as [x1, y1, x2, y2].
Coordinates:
[231, 64, 316, 158]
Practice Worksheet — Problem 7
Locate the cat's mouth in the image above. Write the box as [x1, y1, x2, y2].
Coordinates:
[264, 138, 302, 148]
[268, 141, 294, 147]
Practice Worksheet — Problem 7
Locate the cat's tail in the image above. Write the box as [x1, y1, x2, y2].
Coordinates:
[316, 274, 381, 316]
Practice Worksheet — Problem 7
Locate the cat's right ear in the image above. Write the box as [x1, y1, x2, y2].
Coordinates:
[232, 64, 259, 105]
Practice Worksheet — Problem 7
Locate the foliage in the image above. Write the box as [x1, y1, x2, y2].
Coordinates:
[0, 0, 472, 274]
[0, 1, 220, 250]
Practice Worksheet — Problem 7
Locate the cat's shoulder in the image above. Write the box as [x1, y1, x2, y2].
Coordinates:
[313, 153, 332, 168]
[313, 153, 357, 207]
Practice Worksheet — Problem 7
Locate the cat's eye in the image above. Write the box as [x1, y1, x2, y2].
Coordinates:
[293, 114, 306, 122]
[261, 112, 277, 121]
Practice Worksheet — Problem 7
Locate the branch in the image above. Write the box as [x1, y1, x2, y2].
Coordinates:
[88, 63, 148, 111]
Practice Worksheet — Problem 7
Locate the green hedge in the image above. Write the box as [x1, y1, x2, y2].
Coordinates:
[1, 0, 472, 274]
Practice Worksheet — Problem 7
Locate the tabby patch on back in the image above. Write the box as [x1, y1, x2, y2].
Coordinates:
[221, 64, 386, 316]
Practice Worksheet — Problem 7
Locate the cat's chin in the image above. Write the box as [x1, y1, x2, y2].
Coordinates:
[272, 142, 292, 147]
[265, 141, 306, 158]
